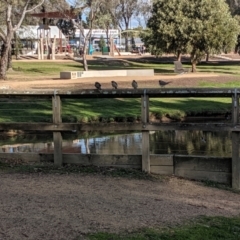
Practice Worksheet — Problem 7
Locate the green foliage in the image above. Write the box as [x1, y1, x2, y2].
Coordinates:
[145, 0, 239, 71]
[98, 35, 106, 50]
[86, 216, 240, 240]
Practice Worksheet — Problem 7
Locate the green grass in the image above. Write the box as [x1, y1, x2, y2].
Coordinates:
[4, 59, 240, 122]
[199, 81, 240, 88]
[0, 97, 231, 122]
[11, 58, 240, 76]
[85, 216, 240, 240]
[12, 62, 84, 76]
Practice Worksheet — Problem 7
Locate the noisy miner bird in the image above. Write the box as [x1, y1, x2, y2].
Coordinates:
[95, 82, 101, 90]
[132, 80, 138, 89]
[159, 80, 171, 87]
[111, 80, 118, 89]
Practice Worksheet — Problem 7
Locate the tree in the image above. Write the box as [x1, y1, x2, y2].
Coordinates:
[0, 0, 45, 80]
[66, 0, 105, 71]
[98, 35, 106, 51]
[106, 0, 141, 51]
[145, 0, 239, 72]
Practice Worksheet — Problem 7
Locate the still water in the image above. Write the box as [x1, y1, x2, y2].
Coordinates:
[0, 131, 232, 157]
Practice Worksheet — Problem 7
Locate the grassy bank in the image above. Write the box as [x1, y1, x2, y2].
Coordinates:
[85, 216, 240, 240]
[1, 60, 239, 122]
[0, 97, 231, 123]
[10, 59, 240, 76]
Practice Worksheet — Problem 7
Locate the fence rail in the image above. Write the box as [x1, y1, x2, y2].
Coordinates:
[0, 88, 239, 189]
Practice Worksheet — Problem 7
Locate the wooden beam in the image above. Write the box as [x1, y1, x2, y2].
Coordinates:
[0, 88, 240, 98]
[0, 122, 239, 132]
[141, 94, 149, 125]
[52, 95, 62, 124]
[141, 94, 150, 173]
[232, 89, 239, 124]
[231, 90, 240, 189]
[52, 94, 62, 166]
[232, 132, 240, 189]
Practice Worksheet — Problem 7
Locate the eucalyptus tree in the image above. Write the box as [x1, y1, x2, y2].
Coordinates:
[94, 6, 113, 45]
[146, 0, 239, 72]
[0, 0, 45, 80]
[112, 0, 138, 51]
[66, 0, 105, 70]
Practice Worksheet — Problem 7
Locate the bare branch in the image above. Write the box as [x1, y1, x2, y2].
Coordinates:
[13, 0, 45, 31]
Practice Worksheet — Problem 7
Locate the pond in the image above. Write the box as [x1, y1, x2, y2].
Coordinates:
[0, 130, 232, 157]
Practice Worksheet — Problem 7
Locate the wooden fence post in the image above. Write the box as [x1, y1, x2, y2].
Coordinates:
[52, 92, 62, 166]
[232, 89, 240, 189]
[141, 92, 150, 173]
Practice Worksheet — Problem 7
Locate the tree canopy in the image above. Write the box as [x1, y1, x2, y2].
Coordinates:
[144, 0, 239, 72]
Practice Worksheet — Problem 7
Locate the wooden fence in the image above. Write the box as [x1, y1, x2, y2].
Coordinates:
[0, 88, 239, 189]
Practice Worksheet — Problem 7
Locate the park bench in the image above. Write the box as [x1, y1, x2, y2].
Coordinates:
[174, 61, 189, 74]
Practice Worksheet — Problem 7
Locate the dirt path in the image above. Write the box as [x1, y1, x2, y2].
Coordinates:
[1, 72, 240, 91]
[0, 173, 239, 240]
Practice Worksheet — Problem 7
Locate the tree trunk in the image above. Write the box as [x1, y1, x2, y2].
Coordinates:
[190, 51, 198, 73]
[191, 62, 197, 72]
[206, 52, 209, 62]
[51, 36, 56, 60]
[0, 54, 9, 80]
[177, 51, 181, 61]
[82, 41, 88, 71]
[7, 46, 12, 70]
[0, 39, 11, 80]
[125, 34, 129, 52]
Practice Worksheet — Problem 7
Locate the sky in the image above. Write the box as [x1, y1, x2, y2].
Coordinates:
[66, 0, 146, 29]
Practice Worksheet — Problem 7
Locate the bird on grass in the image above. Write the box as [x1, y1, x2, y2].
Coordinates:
[132, 80, 138, 89]
[95, 82, 101, 90]
[111, 80, 118, 89]
[159, 80, 171, 87]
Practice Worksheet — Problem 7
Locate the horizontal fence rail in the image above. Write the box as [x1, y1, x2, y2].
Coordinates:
[0, 88, 239, 189]
[0, 88, 239, 98]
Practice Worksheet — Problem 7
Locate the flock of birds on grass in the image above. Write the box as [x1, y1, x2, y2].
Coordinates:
[94, 80, 171, 90]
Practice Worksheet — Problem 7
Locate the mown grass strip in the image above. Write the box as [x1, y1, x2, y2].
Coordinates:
[85, 216, 240, 240]
[0, 97, 232, 123]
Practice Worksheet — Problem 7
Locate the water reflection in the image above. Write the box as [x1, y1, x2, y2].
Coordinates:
[151, 131, 232, 157]
[0, 131, 232, 157]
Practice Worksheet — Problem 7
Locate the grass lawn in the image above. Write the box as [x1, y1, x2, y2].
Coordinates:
[0, 59, 238, 122]
[85, 216, 240, 240]
[11, 59, 240, 76]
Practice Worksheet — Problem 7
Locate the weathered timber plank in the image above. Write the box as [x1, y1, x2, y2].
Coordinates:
[0, 88, 239, 98]
[52, 95, 62, 124]
[0, 153, 41, 162]
[142, 131, 150, 173]
[53, 132, 62, 166]
[151, 166, 174, 175]
[232, 92, 239, 124]
[174, 155, 231, 172]
[63, 154, 141, 166]
[232, 132, 240, 189]
[175, 169, 231, 184]
[0, 123, 238, 132]
[150, 155, 173, 166]
[141, 95, 149, 124]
